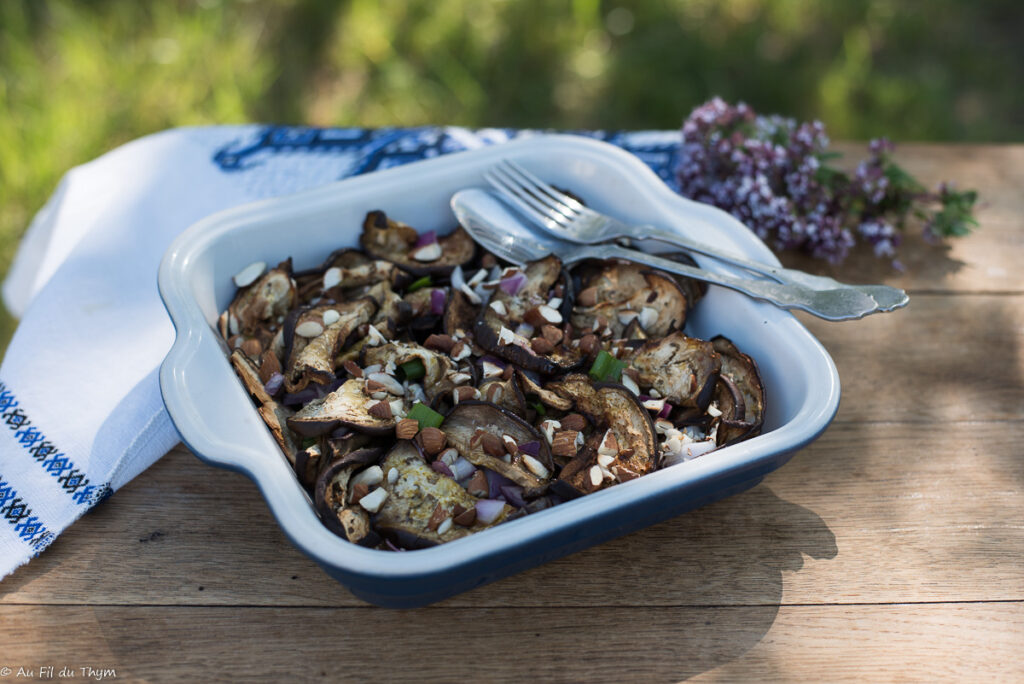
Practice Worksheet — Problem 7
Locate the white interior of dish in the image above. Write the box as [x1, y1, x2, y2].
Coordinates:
[160, 134, 838, 578]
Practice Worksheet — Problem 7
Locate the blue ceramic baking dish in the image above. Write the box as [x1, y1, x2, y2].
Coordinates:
[158, 134, 840, 607]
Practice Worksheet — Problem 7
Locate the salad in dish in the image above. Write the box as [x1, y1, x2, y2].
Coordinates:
[219, 209, 765, 550]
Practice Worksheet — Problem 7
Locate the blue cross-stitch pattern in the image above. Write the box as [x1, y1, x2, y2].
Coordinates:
[0, 475, 54, 552]
[211, 125, 682, 189]
[0, 381, 111, 508]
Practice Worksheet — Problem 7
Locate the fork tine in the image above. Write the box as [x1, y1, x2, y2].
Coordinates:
[484, 170, 570, 233]
[488, 165, 575, 225]
[501, 159, 587, 214]
[496, 160, 579, 222]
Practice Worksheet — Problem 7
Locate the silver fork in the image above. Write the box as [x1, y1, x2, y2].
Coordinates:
[452, 188, 884, 321]
[484, 159, 908, 312]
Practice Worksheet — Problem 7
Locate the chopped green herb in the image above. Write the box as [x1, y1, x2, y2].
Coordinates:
[588, 350, 626, 383]
[407, 275, 432, 293]
[407, 402, 444, 429]
[399, 358, 426, 381]
[530, 400, 546, 416]
[301, 437, 317, 449]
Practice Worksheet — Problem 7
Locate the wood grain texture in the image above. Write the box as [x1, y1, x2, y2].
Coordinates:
[3, 418, 1023, 609]
[0, 604, 1020, 683]
[3, 145, 1022, 681]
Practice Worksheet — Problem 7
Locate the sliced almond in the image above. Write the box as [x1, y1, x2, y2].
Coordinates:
[480, 432, 506, 459]
[322, 267, 343, 290]
[541, 325, 563, 346]
[368, 401, 393, 420]
[638, 306, 659, 331]
[233, 261, 267, 288]
[425, 333, 456, 353]
[241, 337, 262, 359]
[558, 413, 587, 432]
[395, 418, 420, 440]
[351, 465, 384, 488]
[412, 242, 443, 262]
[343, 360, 363, 378]
[522, 454, 550, 479]
[358, 487, 389, 513]
[530, 337, 554, 355]
[577, 286, 599, 307]
[502, 435, 519, 455]
[295, 321, 325, 338]
[466, 469, 489, 497]
[453, 508, 477, 527]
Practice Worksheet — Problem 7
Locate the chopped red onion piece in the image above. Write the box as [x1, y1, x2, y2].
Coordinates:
[324, 377, 345, 394]
[484, 468, 516, 499]
[415, 230, 438, 247]
[264, 372, 284, 397]
[430, 288, 446, 315]
[385, 539, 406, 552]
[517, 441, 541, 457]
[658, 402, 674, 419]
[431, 460, 454, 478]
[475, 499, 506, 524]
[449, 457, 476, 481]
[499, 485, 527, 509]
[478, 355, 507, 370]
[498, 272, 527, 295]
[282, 387, 318, 405]
[638, 394, 650, 402]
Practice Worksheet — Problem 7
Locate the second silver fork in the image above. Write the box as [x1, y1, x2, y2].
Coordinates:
[484, 159, 908, 312]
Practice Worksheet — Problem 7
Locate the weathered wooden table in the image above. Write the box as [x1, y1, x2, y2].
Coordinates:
[2, 145, 1021, 682]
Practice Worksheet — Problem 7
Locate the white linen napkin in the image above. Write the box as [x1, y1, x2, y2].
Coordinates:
[0, 125, 681, 580]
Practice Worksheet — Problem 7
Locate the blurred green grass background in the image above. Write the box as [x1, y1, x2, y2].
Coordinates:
[0, 0, 1021, 347]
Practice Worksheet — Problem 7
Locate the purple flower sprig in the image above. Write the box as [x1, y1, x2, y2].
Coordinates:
[675, 98, 978, 265]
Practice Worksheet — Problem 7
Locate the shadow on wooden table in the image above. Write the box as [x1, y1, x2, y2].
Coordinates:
[66, 483, 837, 681]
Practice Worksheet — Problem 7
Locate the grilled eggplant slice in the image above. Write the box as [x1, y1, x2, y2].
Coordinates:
[287, 378, 397, 437]
[284, 298, 376, 393]
[230, 349, 301, 465]
[546, 374, 658, 497]
[473, 256, 582, 375]
[228, 259, 297, 336]
[516, 369, 574, 411]
[443, 289, 477, 339]
[315, 453, 382, 545]
[478, 376, 528, 416]
[295, 248, 403, 303]
[360, 210, 476, 276]
[373, 441, 511, 548]
[626, 332, 720, 409]
[571, 260, 689, 339]
[361, 341, 456, 402]
[655, 251, 707, 307]
[711, 336, 765, 446]
[442, 401, 554, 497]
[230, 349, 274, 406]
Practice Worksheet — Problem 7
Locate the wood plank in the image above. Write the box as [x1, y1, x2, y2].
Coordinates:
[778, 144, 1024, 294]
[3, 417, 1021, 608]
[0, 603, 1020, 682]
[801, 293, 1024, 424]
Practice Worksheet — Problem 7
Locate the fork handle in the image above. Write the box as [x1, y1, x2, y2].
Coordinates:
[631, 224, 851, 290]
[569, 244, 880, 321]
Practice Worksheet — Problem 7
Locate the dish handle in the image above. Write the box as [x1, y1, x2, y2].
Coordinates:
[159, 325, 275, 470]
